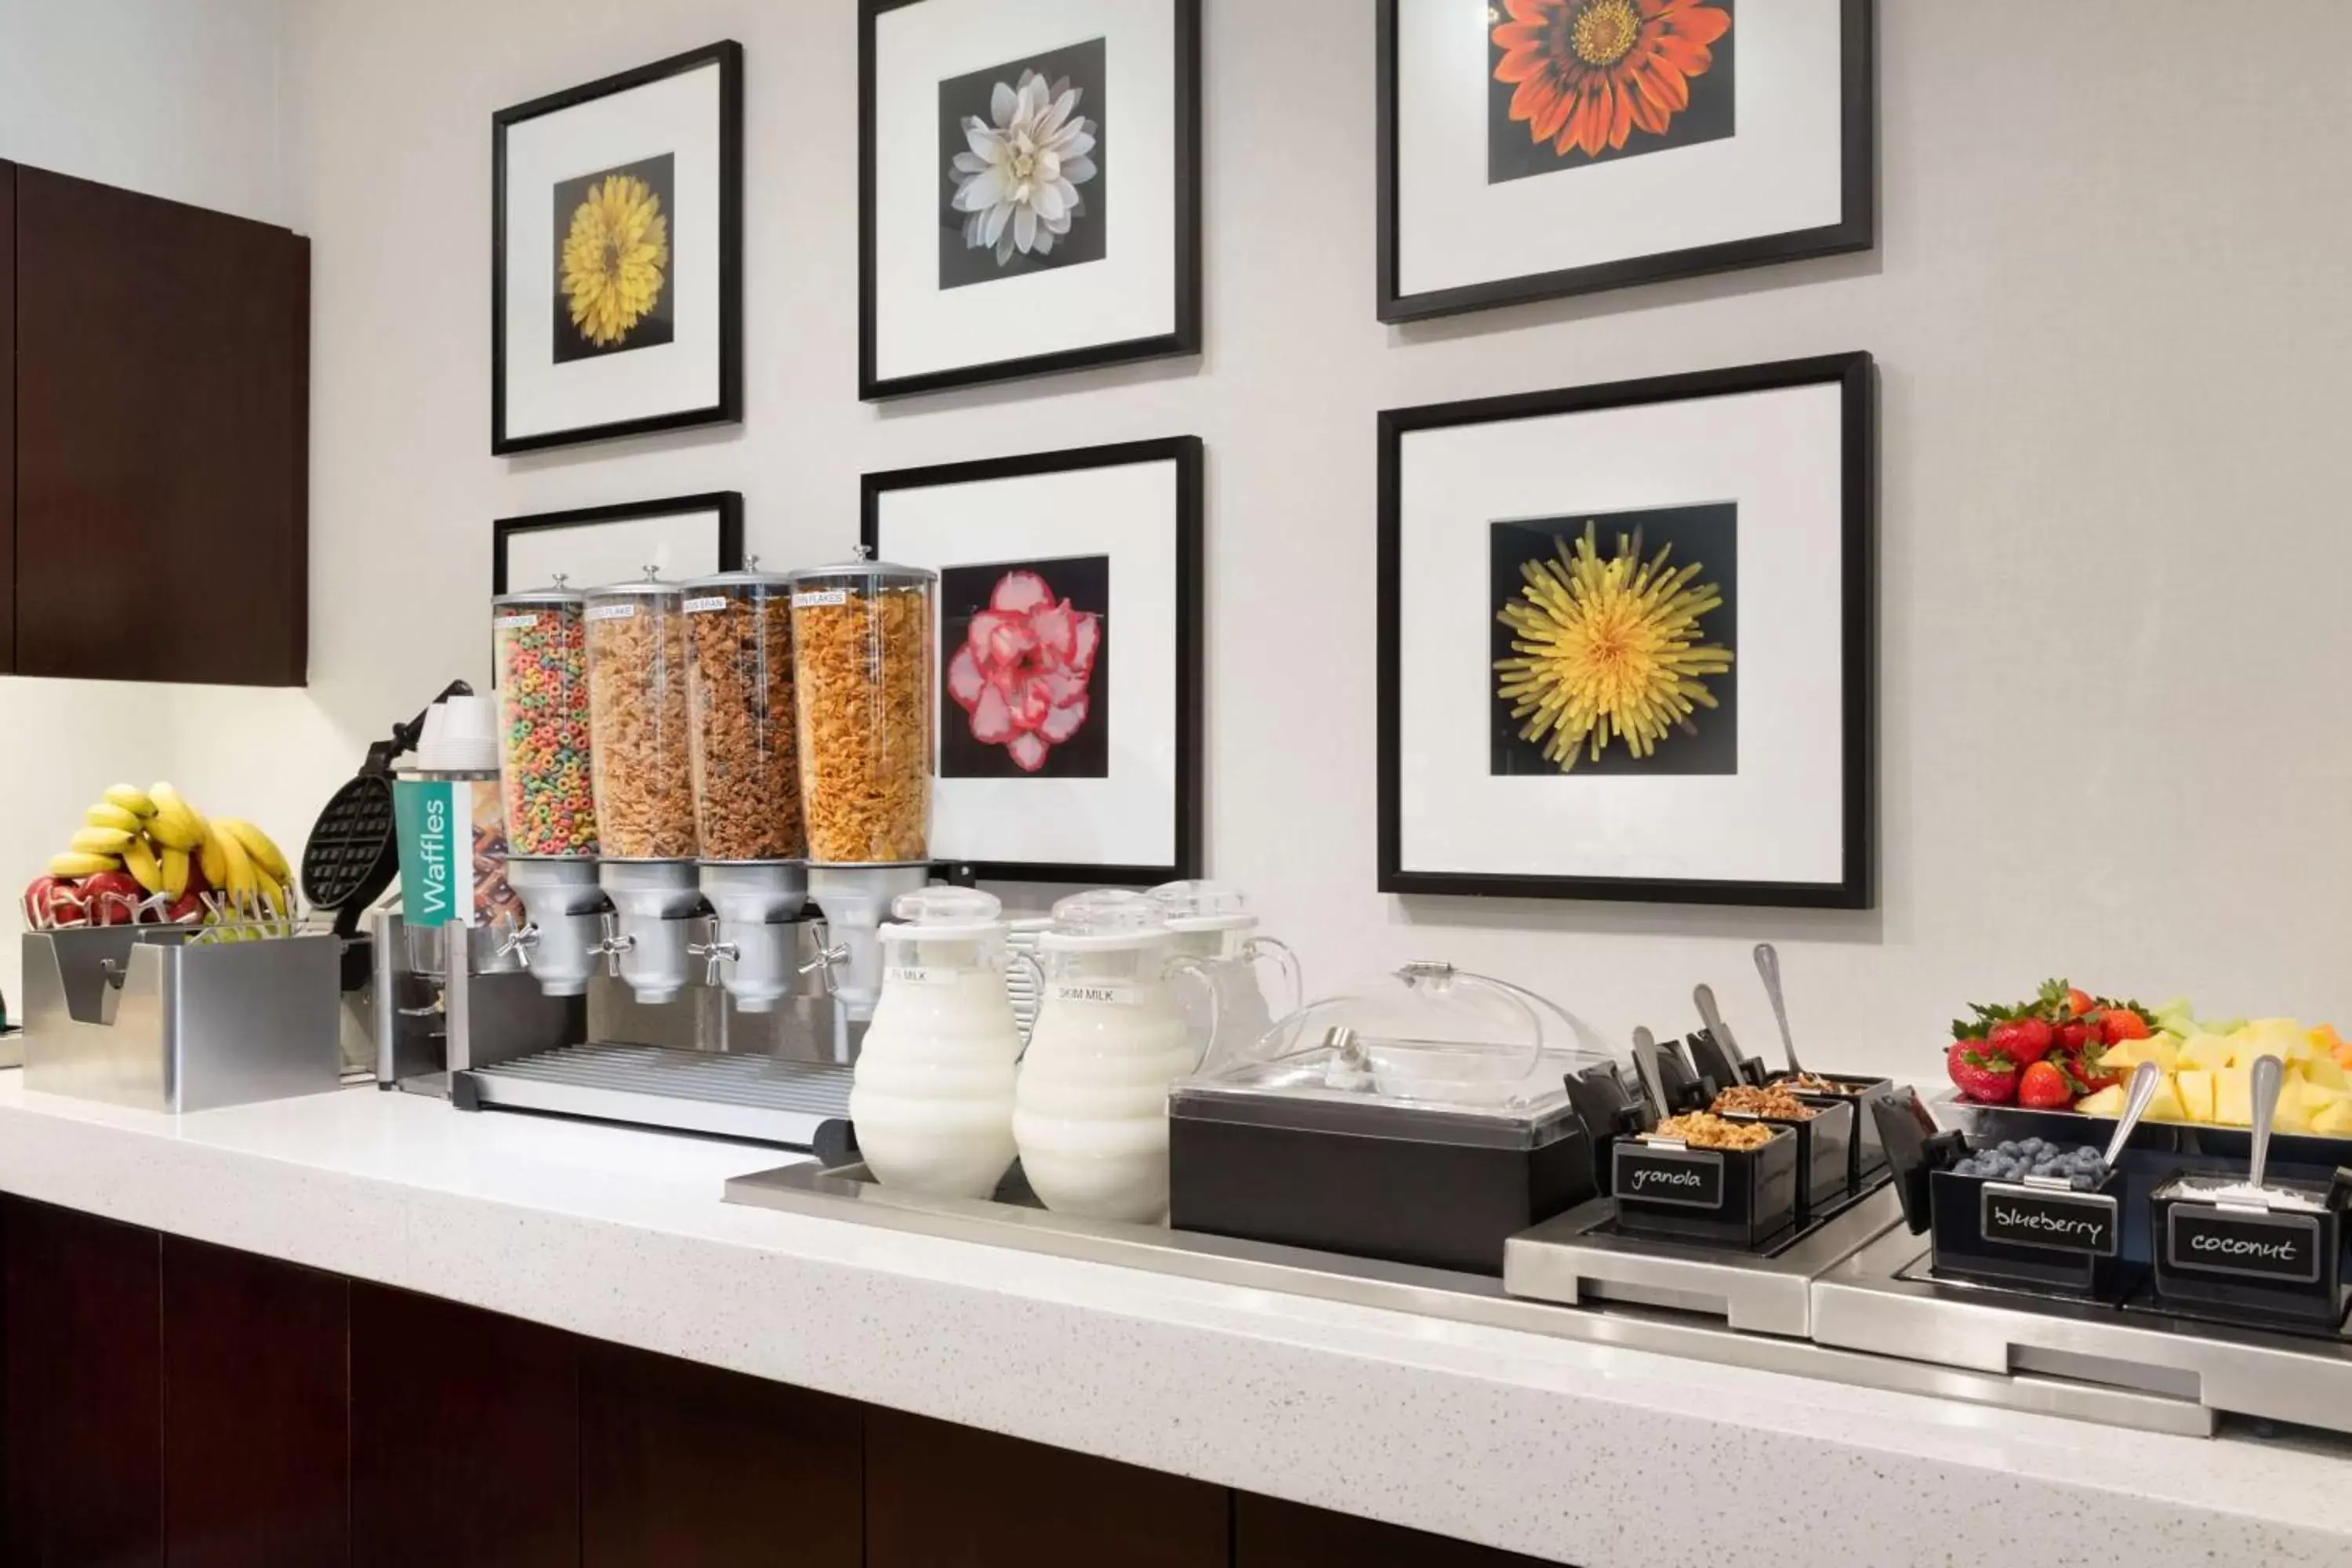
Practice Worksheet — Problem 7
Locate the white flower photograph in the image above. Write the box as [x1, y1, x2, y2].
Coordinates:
[939, 39, 1106, 289]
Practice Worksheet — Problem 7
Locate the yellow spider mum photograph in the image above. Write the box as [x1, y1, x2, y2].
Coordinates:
[1491, 506, 1737, 775]
[553, 154, 674, 361]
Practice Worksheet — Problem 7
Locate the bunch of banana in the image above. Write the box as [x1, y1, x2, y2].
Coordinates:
[42, 783, 294, 924]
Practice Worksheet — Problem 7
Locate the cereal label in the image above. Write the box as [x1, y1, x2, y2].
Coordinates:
[493, 613, 540, 630]
[791, 590, 849, 608]
[684, 597, 729, 614]
[586, 603, 637, 622]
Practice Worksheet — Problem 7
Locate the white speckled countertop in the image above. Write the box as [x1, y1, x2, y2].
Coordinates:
[0, 1072, 2343, 1567]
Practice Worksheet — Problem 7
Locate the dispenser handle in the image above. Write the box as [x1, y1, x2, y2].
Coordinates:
[1242, 935, 1303, 1021]
[495, 923, 539, 970]
[797, 919, 850, 995]
[688, 940, 739, 988]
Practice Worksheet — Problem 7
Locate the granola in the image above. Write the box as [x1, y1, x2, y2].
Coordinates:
[1644, 1112, 1777, 1152]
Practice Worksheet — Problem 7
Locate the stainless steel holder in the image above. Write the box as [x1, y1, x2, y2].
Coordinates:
[1811, 1225, 2352, 1436]
[723, 1160, 2212, 1436]
[20, 926, 343, 1112]
[1504, 1185, 1902, 1337]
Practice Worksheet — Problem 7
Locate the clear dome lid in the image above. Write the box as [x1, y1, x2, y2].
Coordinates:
[680, 554, 794, 592]
[1195, 961, 1621, 1113]
[783, 543, 936, 595]
[1148, 879, 1258, 933]
[583, 566, 686, 600]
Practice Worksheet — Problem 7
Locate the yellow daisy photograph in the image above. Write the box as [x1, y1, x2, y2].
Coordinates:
[552, 153, 674, 362]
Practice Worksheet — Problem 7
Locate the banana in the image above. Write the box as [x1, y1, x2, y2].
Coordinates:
[122, 837, 166, 895]
[70, 826, 136, 855]
[162, 847, 191, 898]
[49, 851, 119, 878]
[199, 826, 230, 887]
[104, 784, 157, 818]
[86, 802, 142, 833]
[217, 818, 291, 882]
[147, 782, 206, 852]
[213, 823, 257, 903]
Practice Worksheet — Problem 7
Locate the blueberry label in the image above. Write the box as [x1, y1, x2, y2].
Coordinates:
[2166, 1205, 2324, 1285]
[1980, 1185, 2118, 1255]
[1614, 1145, 1725, 1210]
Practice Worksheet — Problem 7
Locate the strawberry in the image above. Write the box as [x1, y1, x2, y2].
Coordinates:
[2054, 1018, 2093, 1051]
[1947, 1042, 2020, 1104]
[2099, 1004, 2152, 1045]
[2065, 986, 2095, 1018]
[2070, 1044, 2122, 1093]
[1986, 1015, 2054, 1065]
[2016, 1060, 2072, 1109]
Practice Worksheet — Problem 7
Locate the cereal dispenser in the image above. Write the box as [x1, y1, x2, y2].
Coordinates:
[583, 568, 701, 1004]
[492, 578, 604, 994]
[786, 548, 936, 1047]
[682, 561, 809, 1011]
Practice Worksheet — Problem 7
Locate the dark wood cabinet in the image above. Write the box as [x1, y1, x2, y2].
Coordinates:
[2, 1198, 165, 1568]
[10, 165, 307, 685]
[1237, 1492, 1559, 1566]
[866, 1406, 1231, 1568]
[160, 1236, 350, 1568]
[1, 162, 15, 676]
[350, 1282, 582, 1568]
[581, 1341, 862, 1568]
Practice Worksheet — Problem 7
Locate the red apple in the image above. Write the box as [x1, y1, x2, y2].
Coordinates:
[164, 889, 206, 924]
[80, 870, 144, 926]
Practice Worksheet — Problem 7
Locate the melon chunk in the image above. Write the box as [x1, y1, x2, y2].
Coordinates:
[2074, 1083, 2126, 1118]
[2179, 1034, 2236, 1073]
[2175, 1069, 2217, 1123]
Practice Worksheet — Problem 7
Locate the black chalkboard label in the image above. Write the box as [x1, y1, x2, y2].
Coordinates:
[1615, 1145, 1726, 1210]
[2166, 1205, 2325, 1285]
[1980, 1185, 2118, 1255]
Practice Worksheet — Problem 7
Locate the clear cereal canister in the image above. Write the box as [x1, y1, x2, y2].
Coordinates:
[681, 560, 805, 863]
[492, 578, 597, 858]
[786, 549, 936, 864]
[583, 569, 698, 861]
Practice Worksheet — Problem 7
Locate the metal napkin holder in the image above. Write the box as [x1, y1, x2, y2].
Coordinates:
[20, 925, 343, 1112]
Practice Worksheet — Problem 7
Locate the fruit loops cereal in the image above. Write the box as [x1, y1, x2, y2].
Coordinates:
[493, 600, 598, 857]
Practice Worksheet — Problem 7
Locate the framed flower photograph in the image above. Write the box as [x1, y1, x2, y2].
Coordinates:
[1377, 0, 1873, 322]
[493, 42, 742, 453]
[1379, 354, 1873, 907]
[860, 0, 1201, 401]
[863, 437, 1203, 882]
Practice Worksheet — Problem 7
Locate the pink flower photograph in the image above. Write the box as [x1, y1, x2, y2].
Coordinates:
[940, 555, 1109, 778]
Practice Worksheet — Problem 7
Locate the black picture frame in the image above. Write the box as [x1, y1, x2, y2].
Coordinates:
[858, 0, 1202, 401]
[1375, 0, 1875, 324]
[492, 40, 744, 454]
[492, 492, 746, 596]
[1377, 353, 1874, 908]
[862, 436, 1203, 884]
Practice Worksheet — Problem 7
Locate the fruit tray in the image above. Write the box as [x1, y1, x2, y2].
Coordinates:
[1929, 1089, 2352, 1169]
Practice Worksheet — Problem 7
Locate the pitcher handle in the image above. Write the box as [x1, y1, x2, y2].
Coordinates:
[1162, 953, 1222, 1072]
[1007, 950, 1045, 1058]
[1242, 935, 1302, 1019]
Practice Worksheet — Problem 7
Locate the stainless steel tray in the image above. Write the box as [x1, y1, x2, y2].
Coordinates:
[1812, 1225, 2352, 1436]
[724, 1160, 2212, 1436]
[1504, 1185, 1900, 1337]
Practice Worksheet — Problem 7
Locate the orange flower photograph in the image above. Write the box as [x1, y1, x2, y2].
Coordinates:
[1488, 0, 1733, 185]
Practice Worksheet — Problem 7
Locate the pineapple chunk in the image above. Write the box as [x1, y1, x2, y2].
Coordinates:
[2303, 1057, 2349, 1091]
[2216, 1066, 2255, 1127]
[2176, 1069, 2218, 1123]
[2143, 1075, 2187, 1123]
[2146, 1033, 2182, 1072]
[2277, 1089, 2317, 1134]
[2179, 1034, 2236, 1073]
[2074, 1083, 2127, 1118]
[2315, 1100, 2352, 1137]
[2101, 1040, 2150, 1071]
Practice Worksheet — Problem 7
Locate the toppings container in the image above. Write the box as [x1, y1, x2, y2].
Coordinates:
[583, 572, 697, 860]
[1715, 1086, 1857, 1216]
[1612, 1121, 1801, 1248]
[2149, 1172, 2350, 1326]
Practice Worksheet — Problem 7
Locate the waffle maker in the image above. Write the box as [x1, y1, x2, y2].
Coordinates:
[300, 681, 471, 989]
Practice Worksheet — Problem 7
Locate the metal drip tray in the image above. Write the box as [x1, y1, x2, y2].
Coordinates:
[460, 1044, 851, 1146]
[722, 1160, 2211, 1436]
[1504, 1183, 1901, 1337]
[1811, 1225, 2352, 1436]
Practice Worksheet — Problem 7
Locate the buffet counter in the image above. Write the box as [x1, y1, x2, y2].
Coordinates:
[0, 1071, 2344, 1567]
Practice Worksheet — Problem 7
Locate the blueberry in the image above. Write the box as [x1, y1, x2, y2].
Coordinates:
[1996, 1142, 2017, 1156]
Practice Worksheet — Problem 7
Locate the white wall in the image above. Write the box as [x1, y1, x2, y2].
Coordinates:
[0, 0, 336, 1007]
[13, 1, 2352, 1076]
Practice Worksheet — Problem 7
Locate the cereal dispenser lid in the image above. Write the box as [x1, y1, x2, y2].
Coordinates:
[583, 566, 686, 599]
[494, 573, 586, 610]
[783, 543, 935, 594]
[680, 554, 793, 592]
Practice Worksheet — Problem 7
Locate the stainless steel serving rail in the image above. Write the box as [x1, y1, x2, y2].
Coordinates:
[723, 1161, 2214, 1437]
